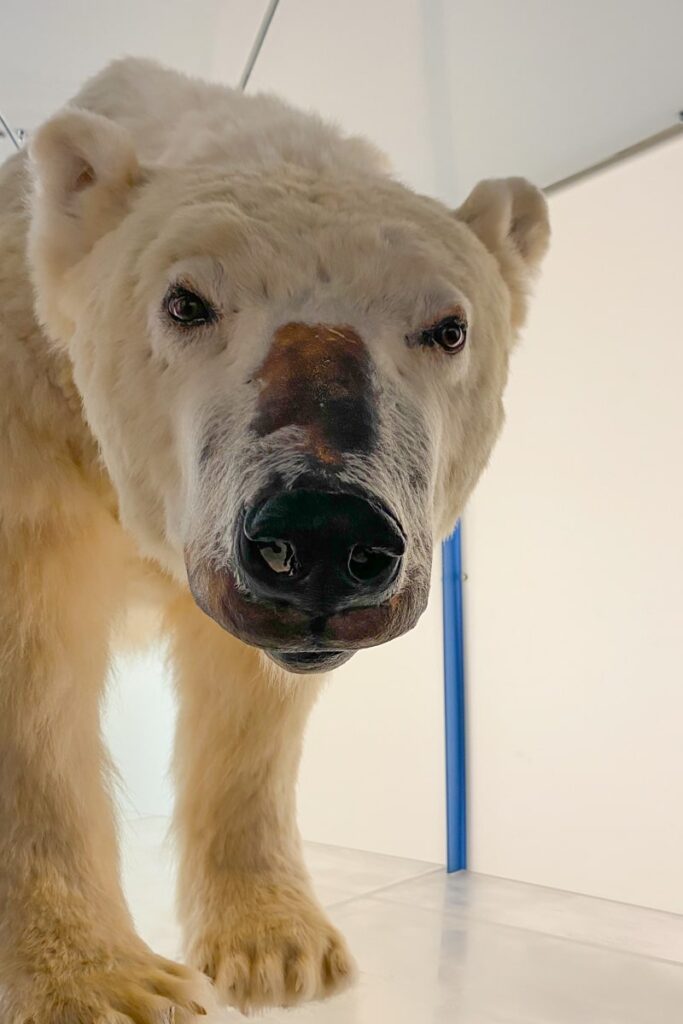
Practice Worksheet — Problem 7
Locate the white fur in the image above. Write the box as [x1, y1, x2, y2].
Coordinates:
[0, 57, 549, 1019]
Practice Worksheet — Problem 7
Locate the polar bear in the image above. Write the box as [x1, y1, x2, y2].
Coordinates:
[0, 58, 549, 1020]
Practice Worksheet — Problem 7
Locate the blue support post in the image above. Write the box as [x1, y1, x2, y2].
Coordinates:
[442, 524, 467, 872]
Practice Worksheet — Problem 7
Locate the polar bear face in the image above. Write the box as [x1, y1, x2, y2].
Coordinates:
[28, 108, 549, 672]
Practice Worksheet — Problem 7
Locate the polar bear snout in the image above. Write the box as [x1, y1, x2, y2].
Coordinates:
[184, 480, 428, 670]
[238, 488, 406, 616]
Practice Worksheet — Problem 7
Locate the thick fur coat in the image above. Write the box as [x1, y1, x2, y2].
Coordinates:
[0, 58, 549, 1020]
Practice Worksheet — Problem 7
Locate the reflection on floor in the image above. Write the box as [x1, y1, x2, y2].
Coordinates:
[122, 817, 683, 1023]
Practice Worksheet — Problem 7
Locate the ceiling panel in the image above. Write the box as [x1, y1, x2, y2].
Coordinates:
[0, 0, 268, 134]
[436, 0, 683, 200]
[249, 0, 683, 202]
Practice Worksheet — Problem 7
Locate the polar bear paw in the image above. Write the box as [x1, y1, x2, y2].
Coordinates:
[187, 881, 356, 1013]
[2, 943, 214, 1024]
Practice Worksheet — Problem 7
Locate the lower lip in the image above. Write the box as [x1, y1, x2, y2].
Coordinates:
[266, 649, 354, 674]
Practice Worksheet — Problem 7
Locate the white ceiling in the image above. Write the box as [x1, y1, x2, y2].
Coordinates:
[0, 0, 268, 131]
[249, 0, 683, 201]
[0, 132, 16, 163]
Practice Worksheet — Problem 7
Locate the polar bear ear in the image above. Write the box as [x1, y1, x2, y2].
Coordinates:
[28, 108, 143, 344]
[454, 177, 550, 332]
[29, 107, 141, 278]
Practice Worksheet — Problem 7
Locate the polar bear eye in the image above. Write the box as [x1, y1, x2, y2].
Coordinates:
[421, 315, 468, 354]
[164, 286, 217, 327]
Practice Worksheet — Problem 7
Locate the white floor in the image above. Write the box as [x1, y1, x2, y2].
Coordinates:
[122, 818, 683, 1023]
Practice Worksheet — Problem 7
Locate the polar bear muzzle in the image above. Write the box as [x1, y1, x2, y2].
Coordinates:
[252, 322, 379, 464]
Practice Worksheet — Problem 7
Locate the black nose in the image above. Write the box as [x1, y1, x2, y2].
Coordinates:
[238, 490, 405, 615]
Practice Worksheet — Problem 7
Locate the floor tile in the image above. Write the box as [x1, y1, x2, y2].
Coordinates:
[263, 898, 683, 1024]
[372, 869, 683, 964]
[120, 818, 683, 1023]
[302, 838, 440, 906]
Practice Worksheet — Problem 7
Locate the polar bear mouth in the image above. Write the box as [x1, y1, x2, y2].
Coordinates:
[186, 553, 430, 661]
[265, 650, 354, 674]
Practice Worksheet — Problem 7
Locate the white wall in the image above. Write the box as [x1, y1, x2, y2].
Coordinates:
[297, 555, 445, 863]
[0, 135, 15, 164]
[464, 134, 683, 913]
[249, 0, 443, 196]
[105, 646, 176, 820]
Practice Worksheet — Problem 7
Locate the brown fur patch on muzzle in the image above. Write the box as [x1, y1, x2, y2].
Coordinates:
[251, 322, 378, 464]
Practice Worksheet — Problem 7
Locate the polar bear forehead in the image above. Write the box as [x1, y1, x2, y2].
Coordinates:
[134, 163, 464, 252]
[130, 170, 477, 323]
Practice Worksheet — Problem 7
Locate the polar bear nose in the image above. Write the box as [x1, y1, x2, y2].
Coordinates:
[238, 489, 405, 615]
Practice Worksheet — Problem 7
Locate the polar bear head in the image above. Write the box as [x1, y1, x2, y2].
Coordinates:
[27, 85, 549, 673]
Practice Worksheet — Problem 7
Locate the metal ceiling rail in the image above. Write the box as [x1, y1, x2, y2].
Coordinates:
[238, 0, 281, 93]
[545, 118, 683, 195]
[0, 108, 22, 150]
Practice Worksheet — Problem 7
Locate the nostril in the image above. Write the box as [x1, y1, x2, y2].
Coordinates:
[254, 538, 300, 577]
[348, 544, 401, 584]
[239, 489, 405, 610]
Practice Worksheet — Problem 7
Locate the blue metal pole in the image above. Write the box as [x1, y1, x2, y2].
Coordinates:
[442, 524, 467, 872]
